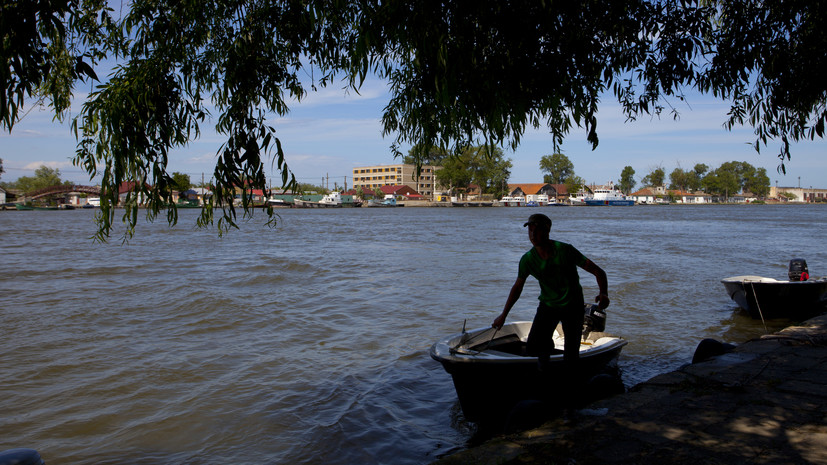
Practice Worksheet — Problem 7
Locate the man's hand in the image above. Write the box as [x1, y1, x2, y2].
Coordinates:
[595, 293, 610, 310]
[492, 312, 507, 329]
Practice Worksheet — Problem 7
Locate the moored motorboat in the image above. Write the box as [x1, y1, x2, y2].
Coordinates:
[526, 194, 550, 206]
[721, 258, 827, 319]
[366, 195, 402, 207]
[722, 277, 827, 319]
[292, 192, 343, 208]
[430, 314, 627, 421]
[266, 197, 292, 208]
[498, 196, 526, 207]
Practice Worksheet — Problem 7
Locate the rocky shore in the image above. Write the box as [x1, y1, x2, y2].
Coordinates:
[434, 313, 827, 465]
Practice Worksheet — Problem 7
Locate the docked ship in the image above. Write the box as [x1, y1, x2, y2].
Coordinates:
[584, 183, 635, 206]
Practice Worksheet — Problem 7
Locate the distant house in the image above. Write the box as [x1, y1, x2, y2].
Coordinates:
[379, 184, 423, 200]
[508, 183, 570, 202]
[0, 186, 6, 204]
[344, 184, 423, 200]
[180, 188, 211, 205]
[117, 181, 151, 205]
[629, 188, 658, 204]
[672, 191, 712, 204]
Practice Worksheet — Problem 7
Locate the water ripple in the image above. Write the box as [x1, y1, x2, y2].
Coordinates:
[1, 206, 825, 463]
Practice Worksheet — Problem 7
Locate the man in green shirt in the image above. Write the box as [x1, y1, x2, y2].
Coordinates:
[493, 213, 609, 373]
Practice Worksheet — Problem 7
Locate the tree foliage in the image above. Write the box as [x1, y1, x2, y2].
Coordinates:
[641, 167, 665, 188]
[618, 166, 636, 194]
[1, 0, 110, 130]
[12, 165, 64, 194]
[2, 1, 826, 238]
[668, 167, 690, 192]
[564, 175, 586, 197]
[402, 145, 449, 167]
[701, 161, 770, 197]
[435, 146, 512, 197]
[539, 153, 574, 185]
[171, 172, 192, 193]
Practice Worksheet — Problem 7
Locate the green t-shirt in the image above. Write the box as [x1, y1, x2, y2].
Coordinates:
[518, 240, 587, 307]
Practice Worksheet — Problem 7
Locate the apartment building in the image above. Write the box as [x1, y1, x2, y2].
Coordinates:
[351, 164, 441, 198]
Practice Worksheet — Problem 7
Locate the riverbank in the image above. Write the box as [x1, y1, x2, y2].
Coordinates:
[434, 313, 827, 465]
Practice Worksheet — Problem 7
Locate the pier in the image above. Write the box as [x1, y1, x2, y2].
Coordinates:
[434, 313, 827, 464]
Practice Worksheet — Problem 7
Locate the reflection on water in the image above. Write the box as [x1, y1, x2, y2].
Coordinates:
[0, 205, 825, 463]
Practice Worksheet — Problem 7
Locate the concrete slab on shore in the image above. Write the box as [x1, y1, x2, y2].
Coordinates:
[434, 314, 827, 465]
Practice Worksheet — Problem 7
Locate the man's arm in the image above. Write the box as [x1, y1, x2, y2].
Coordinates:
[581, 259, 610, 309]
[493, 277, 525, 329]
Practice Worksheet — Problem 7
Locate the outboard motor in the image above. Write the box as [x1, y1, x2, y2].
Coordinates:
[789, 258, 809, 281]
[583, 303, 606, 335]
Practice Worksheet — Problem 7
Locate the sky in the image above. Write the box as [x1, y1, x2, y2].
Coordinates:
[2, 76, 825, 191]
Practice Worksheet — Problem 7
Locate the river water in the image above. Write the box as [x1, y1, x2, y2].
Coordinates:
[1, 205, 825, 464]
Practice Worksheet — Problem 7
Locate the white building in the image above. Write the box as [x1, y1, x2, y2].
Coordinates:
[770, 186, 827, 202]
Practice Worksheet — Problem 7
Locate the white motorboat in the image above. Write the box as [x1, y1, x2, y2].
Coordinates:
[266, 198, 291, 208]
[526, 194, 550, 206]
[498, 196, 526, 207]
[722, 276, 827, 319]
[722, 258, 827, 319]
[318, 192, 343, 206]
[292, 192, 343, 208]
[366, 195, 402, 207]
[430, 316, 627, 421]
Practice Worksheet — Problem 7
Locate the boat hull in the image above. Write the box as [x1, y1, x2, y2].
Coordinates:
[722, 276, 827, 319]
[430, 322, 626, 421]
[292, 199, 341, 208]
[583, 199, 635, 206]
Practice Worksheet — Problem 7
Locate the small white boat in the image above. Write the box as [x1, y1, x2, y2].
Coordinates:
[526, 194, 550, 206]
[498, 196, 526, 207]
[319, 192, 343, 206]
[266, 198, 291, 208]
[430, 318, 627, 421]
[366, 195, 402, 207]
[568, 191, 588, 206]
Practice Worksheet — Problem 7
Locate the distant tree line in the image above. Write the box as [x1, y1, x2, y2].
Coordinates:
[625, 161, 771, 197]
[1, 167, 204, 197]
[403, 145, 512, 198]
[0, 165, 71, 194]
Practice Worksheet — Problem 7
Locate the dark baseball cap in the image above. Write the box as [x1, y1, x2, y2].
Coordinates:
[523, 213, 552, 229]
